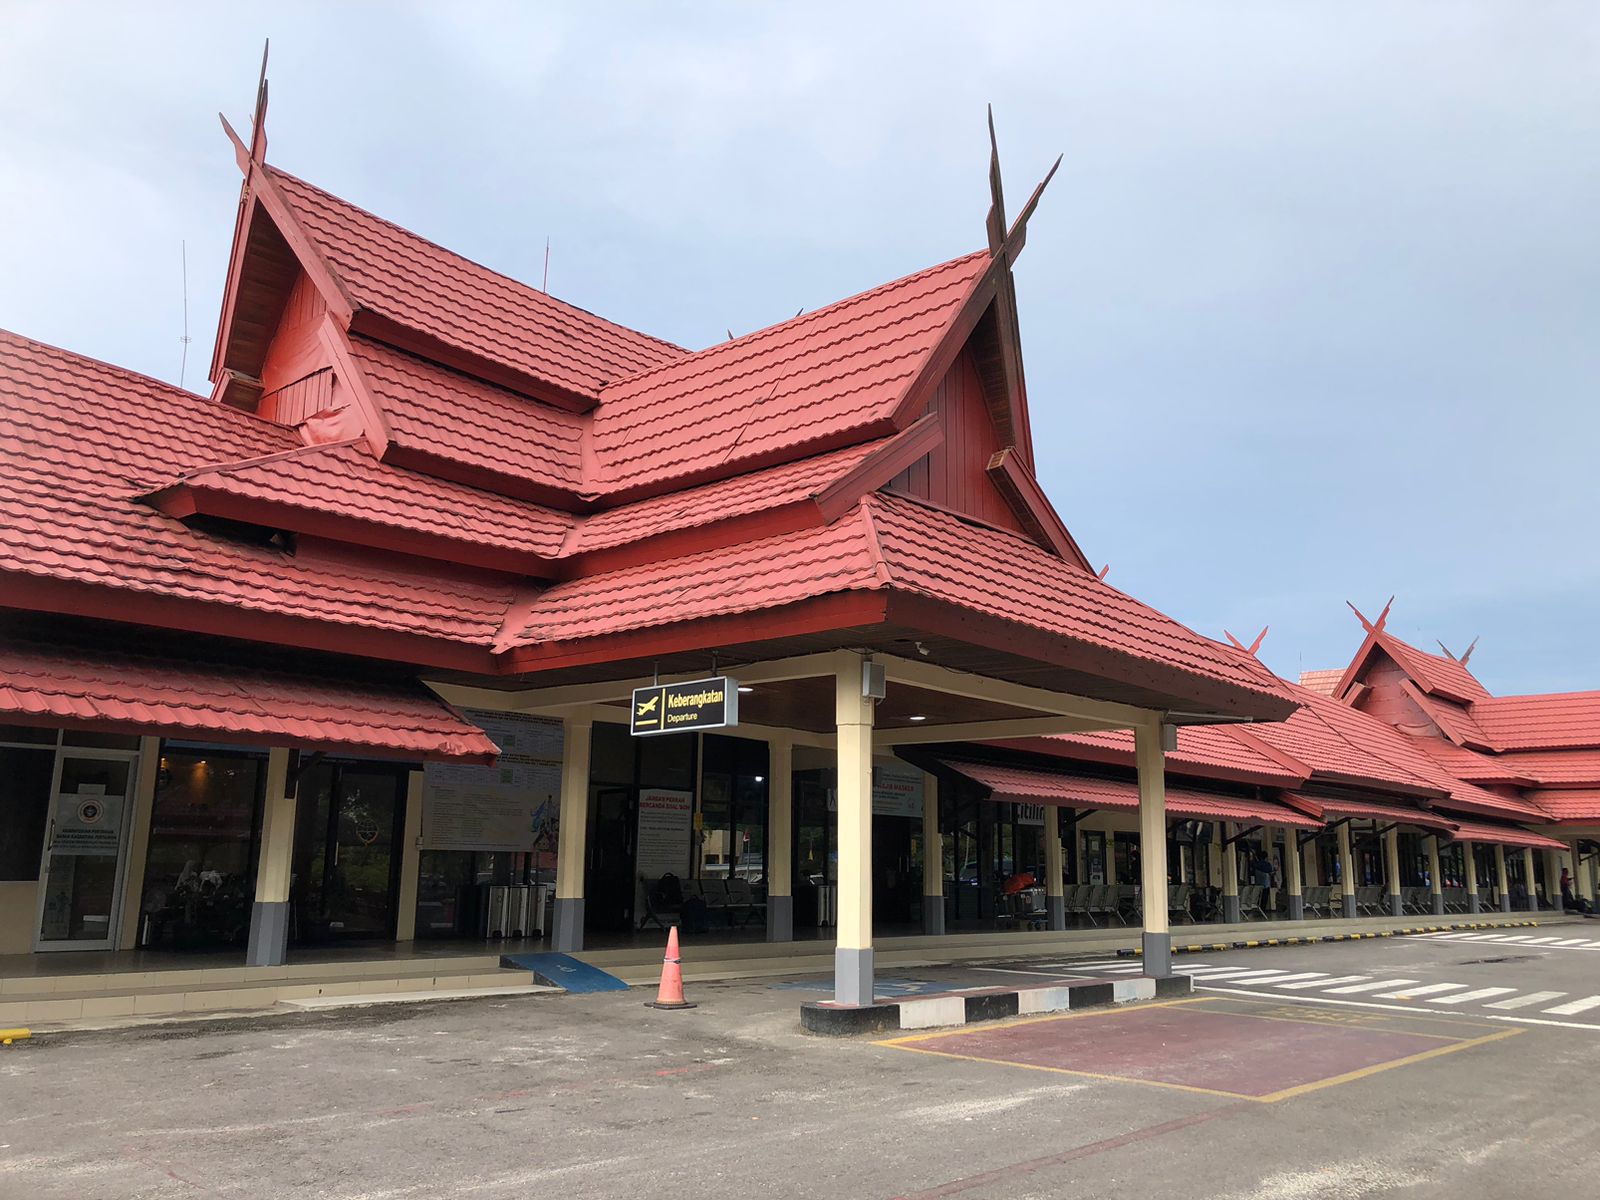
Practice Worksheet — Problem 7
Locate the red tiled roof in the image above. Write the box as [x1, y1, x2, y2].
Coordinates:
[1493, 749, 1600, 787]
[1408, 737, 1535, 785]
[1525, 789, 1600, 824]
[941, 760, 1321, 829]
[503, 492, 1291, 715]
[0, 624, 497, 762]
[1297, 669, 1343, 696]
[1443, 818, 1567, 851]
[268, 167, 683, 399]
[1007, 725, 1307, 789]
[1376, 633, 1490, 704]
[1471, 693, 1600, 751]
[347, 336, 586, 495]
[0, 331, 517, 646]
[142, 439, 574, 566]
[1238, 691, 1439, 795]
[1286, 793, 1457, 832]
[587, 253, 991, 495]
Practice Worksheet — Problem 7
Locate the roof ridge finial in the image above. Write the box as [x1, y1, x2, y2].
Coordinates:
[248, 39, 270, 166]
[1346, 595, 1393, 636]
[1459, 635, 1480, 667]
[1222, 626, 1270, 658]
[985, 104, 1007, 257]
[1436, 639, 1458, 662]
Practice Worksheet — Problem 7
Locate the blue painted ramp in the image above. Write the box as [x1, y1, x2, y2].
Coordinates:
[501, 952, 630, 993]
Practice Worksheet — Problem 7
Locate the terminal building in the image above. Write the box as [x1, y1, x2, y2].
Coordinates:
[1, 93, 1594, 1010]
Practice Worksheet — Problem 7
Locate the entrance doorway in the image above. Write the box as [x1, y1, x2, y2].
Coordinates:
[35, 748, 141, 950]
[291, 760, 409, 943]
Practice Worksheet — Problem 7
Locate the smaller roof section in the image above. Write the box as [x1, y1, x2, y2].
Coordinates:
[1286, 794, 1456, 832]
[1472, 693, 1600, 752]
[0, 621, 497, 763]
[940, 760, 1321, 830]
[1297, 669, 1343, 697]
[1005, 726, 1307, 789]
[1525, 789, 1600, 824]
[1444, 818, 1567, 852]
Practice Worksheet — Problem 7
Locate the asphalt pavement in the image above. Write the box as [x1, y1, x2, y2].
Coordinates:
[3, 933, 1598, 1199]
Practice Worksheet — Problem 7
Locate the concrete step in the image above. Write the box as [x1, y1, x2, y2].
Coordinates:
[280, 983, 561, 1010]
[0, 953, 510, 999]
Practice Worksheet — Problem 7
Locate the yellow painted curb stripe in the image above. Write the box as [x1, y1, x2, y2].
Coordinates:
[0, 1028, 30, 1044]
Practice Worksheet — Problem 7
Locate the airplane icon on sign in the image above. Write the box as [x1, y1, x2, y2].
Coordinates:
[636, 695, 660, 716]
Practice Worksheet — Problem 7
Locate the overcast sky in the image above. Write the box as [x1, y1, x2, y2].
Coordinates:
[2, 3, 1596, 694]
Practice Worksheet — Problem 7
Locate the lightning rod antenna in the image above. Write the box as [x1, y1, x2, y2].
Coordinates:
[542, 237, 550, 293]
[179, 239, 192, 389]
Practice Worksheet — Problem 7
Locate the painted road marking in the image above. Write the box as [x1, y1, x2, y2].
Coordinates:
[1206, 970, 1299, 983]
[1485, 991, 1566, 1010]
[1227, 972, 1329, 987]
[1325, 978, 1420, 994]
[1375, 983, 1467, 999]
[1543, 996, 1600, 1016]
[1276, 975, 1370, 990]
[1428, 987, 1518, 1005]
[1552, 938, 1590, 946]
[1523, 937, 1562, 944]
[1183, 968, 1263, 979]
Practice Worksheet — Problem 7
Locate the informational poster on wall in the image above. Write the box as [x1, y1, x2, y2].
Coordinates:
[635, 788, 694, 879]
[422, 710, 563, 859]
[51, 783, 122, 855]
[825, 763, 926, 819]
[1012, 802, 1045, 827]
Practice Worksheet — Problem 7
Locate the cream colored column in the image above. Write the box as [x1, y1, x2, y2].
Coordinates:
[246, 747, 297, 966]
[1302, 835, 1320, 887]
[1134, 721, 1172, 976]
[1383, 827, 1403, 917]
[1220, 823, 1241, 923]
[1283, 827, 1304, 920]
[552, 710, 593, 952]
[835, 665, 876, 1005]
[1337, 822, 1357, 918]
[766, 734, 793, 942]
[116, 736, 163, 950]
[1426, 834, 1444, 916]
[1464, 842, 1481, 913]
[1494, 844, 1510, 913]
[394, 770, 425, 942]
[922, 773, 944, 935]
[1544, 848, 1564, 913]
[1521, 846, 1538, 912]
[1044, 804, 1065, 931]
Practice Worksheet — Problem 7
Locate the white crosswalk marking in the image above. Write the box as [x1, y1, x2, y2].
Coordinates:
[1542, 996, 1600, 1016]
[1277, 975, 1369, 990]
[1552, 939, 1589, 947]
[1375, 982, 1466, 999]
[1523, 937, 1561, 944]
[1325, 978, 1419, 994]
[1208, 970, 1298, 983]
[1182, 968, 1259, 979]
[1486, 991, 1566, 1010]
[1234, 972, 1327, 986]
[1428, 987, 1517, 1005]
[1494, 935, 1533, 943]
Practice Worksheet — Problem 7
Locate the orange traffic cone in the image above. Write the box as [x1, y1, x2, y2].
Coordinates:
[646, 925, 695, 1010]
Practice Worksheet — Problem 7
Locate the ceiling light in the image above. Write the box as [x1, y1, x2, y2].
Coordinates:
[737, 686, 754, 694]
[908, 715, 927, 722]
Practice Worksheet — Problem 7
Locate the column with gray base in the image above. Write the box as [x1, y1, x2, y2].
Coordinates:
[834, 663, 875, 1006]
[1337, 821, 1358, 918]
[1043, 802, 1065, 932]
[1219, 823, 1241, 924]
[1135, 722, 1173, 978]
[1385, 826, 1404, 917]
[1428, 835, 1445, 916]
[1495, 844, 1510, 912]
[1546, 849, 1565, 914]
[921, 772, 945, 936]
[553, 711, 593, 953]
[767, 735, 794, 942]
[1524, 847, 1539, 912]
[1283, 827, 1304, 920]
[246, 748, 296, 968]
[1464, 842, 1481, 913]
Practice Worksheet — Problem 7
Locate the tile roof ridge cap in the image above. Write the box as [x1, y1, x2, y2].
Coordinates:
[263, 164, 687, 358]
[1481, 690, 1600, 704]
[856, 495, 895, 587]
[168, 437, 369, 485]
[597, 249, 989, 392]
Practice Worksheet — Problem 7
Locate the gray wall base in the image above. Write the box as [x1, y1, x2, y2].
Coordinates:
[1389, 893, 1404, 917]
[1142, 931, 1172, 977]
[1047, 894, 1065, 931]
[1468, 892, 1481, 914]
[767, 894, 793, 942]
[1500, 895, 1512, 913]
[834, 947, 874, 1007]
[1552, 895, 1565, 914]
[1527, 894, 1542, 913]
[1287, 895, 1304, 920]
[245, 901, 289, 968]
[1343, 895, 1358, 919]
[1431, 893, 1445, 916]
[552, 897, 585, 952]
[922, 895, 945, 936]
[1222, 895, 1241, 924]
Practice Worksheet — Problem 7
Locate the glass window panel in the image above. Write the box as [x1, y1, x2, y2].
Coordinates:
[0, 724, 57, 746]
[0, 746, 56, 880]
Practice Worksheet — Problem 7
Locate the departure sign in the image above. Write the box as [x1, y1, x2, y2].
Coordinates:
[630, 677, 740, 737]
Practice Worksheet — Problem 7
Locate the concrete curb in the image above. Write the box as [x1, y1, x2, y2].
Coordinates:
[800, 973, 1192, 1037]
[1114, 919, 1542, 958]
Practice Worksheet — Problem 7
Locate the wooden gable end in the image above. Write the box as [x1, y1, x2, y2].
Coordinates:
[1347, 653, 1443, 738]
[888, 345, 1023, 533]
[256, 271, 335, 426]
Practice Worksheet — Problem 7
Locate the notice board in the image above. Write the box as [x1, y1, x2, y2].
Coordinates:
[422, 711, 563, 855]
[635, 788, 694, 879]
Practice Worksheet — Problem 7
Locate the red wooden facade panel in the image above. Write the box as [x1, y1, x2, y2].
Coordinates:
[888, 347, 1022, 532]
[1352, 657, 1440, 737]
[259, 368, 336, 427]
[259, 271, 329, 398]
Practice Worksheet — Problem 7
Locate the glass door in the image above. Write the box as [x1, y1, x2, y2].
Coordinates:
[292, 761, 407, 943]
[35, 751, 139, 950]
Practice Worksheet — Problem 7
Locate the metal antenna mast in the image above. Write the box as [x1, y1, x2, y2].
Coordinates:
[179, 239, 192, 389]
